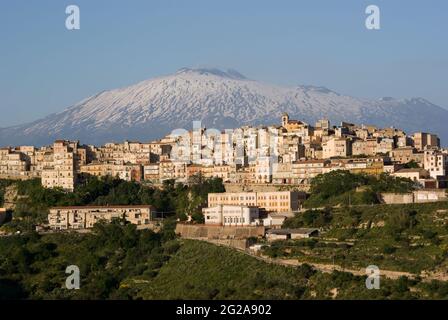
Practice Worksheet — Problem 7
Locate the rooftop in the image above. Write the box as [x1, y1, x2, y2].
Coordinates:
[50, 205, 155, 210]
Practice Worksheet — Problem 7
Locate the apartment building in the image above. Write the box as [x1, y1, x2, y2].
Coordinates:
[376, 138, 395, 154]
[0, 148, 30, 177]
[315, 119, 330, 130]
[423, 149, 448, 179]
[31, 148, 54, 176]
[352, 138, 378, 156]
[48, 205, 155, 230]
[234, 165, 256, 184]
[205, 164, 234, 182]
[41, 140, 76, 191]
[156, 160, 187, 182]
[413, 132, 440, 151]
[208, 191, 303, 213]
[389, 147, 420, 164]
[272, 162, 294, 184]
[143, 163, 160, 181]
[158, 160, 176, 181]
[255, 157, 274, 183]
[322, 137, 351, 159]
[291, 159, 328, 182]
[80, 162, 143, 182]
[323, 158, 385, 175]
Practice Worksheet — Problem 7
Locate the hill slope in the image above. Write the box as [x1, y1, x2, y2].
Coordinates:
[123, 239, 435, 300]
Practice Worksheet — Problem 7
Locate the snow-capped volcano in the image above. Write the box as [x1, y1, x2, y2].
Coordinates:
[1, 68, 448, 146]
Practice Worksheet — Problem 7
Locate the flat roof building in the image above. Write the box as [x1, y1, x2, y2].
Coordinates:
[208, 191, 304, 213]
[203, 205, 260, 226]
[48, 205, 155, 230]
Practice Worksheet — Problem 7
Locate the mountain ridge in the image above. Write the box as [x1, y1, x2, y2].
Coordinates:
[1, 68, 447, 146]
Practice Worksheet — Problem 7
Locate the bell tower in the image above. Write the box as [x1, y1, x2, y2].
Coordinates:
[281, 112, 289, 127]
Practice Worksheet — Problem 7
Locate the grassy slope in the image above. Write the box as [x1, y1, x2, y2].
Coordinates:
[123, 239, 433, 300]
[126, 239, 307, 300]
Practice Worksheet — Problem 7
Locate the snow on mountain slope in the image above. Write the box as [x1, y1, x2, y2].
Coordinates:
[1, 68, 447, 146]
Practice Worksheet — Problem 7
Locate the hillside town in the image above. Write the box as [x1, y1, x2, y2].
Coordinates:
[1, 113, 446, 191]
[2, 113, 447, 233]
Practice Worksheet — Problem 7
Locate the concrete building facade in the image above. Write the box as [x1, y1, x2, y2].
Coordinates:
[48, 205, 154, 230]
[208, 191, 303, 213]
[203, 205, 260, 226]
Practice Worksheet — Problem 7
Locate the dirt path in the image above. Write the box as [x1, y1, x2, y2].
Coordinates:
[265, 255, 448, 282]
[273, 258, 414, 280]
[207, 240, 448, 282]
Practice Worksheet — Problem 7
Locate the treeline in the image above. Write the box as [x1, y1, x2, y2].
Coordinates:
[2, 175, 225, 232]
[0, 219, 178, 299]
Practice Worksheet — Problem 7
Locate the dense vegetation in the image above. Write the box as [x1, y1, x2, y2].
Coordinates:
[304, 171, 416, 208]
[2, 172, 448, 300]
[267, 201, 448, 275]
[121, 240, 448, 300]
[0, 175, 225, 232]
[0, 219, 179, 299]
[2, 225, 448, 300]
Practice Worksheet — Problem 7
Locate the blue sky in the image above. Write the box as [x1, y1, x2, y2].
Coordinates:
[0, 0, 447, 127]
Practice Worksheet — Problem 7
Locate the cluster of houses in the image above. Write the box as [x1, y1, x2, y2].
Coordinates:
[1, 113, 447, 192]
[2, 113, 448, 241]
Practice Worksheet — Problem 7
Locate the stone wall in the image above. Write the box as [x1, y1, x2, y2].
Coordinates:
[175, 223, 265, 240]
[379, 190, 447, 204]
[205, 239, 254, 250]
[413, 190, 447, 203]
[379, 193, 414, 204]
